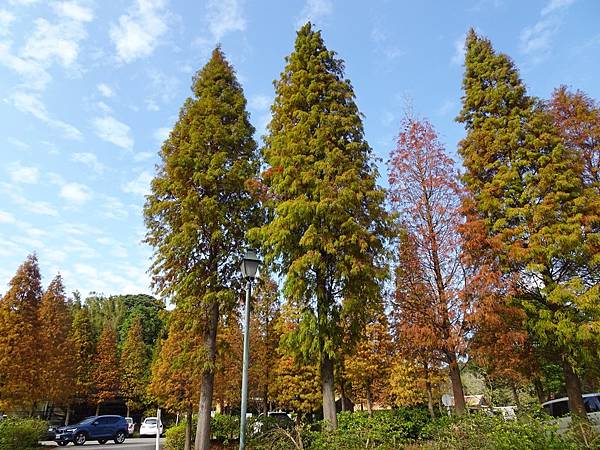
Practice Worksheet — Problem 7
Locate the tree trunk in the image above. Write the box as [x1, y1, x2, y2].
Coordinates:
[263, 384, 268, 415]
[64, 405, 70, 426]
[533, 377, 545, 404]
[295, 413, 303, 449]
[447, 354, 466, 415]
[340, 373, 348, 412]
[95, 403, 100, 416]
[366, 385, 373, 416]
[426, 379, 436, 418]
[321, 353, 337, 430]
[126, 403, 130, 418]
[194, 300, 219, 450]
[511, 384, 520, 407]
[184, 404, 193, 450]
[562, 358, 587, 420]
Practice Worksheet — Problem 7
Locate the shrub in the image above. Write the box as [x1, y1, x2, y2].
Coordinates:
[422, 412, 580, 450]
[164, 414, 240, 450]
[0, 417, 47, 450]
[164, 421, 187, 450]
[308, 407, 432, 449]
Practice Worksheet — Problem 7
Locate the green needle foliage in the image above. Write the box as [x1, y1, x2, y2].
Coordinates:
[144, 47, 260, 449]
[457, 29, 600, 417]
[251, 23, 390, 428]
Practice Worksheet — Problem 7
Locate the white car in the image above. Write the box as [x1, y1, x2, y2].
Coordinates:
[139, 417, 164, 437]
[542, 393, 600, 432]
[125, 417, 135, 436]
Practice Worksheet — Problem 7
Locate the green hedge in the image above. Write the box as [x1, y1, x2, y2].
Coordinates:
[422, 412, 580, 450]
[164, 414, 240, 450]
[307, 407, 432, 449]
[0, 417, 47, 450]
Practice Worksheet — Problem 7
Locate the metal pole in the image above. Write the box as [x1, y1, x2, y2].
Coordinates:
[239, 279, 252, 450]
[156, 408, 161, 450]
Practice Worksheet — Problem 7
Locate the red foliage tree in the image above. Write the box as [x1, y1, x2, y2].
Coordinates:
[388, 113, 469, 414]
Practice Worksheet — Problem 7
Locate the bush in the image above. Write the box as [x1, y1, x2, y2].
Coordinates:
[308, 407, 432, 449]
[164, 414, 239, 450]
[422, 412, 580, 450]
[164, 421, 188, 450]
[0, 417, 47, 450]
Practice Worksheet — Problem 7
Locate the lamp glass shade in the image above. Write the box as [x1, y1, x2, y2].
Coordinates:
[241, 250, 261, 280]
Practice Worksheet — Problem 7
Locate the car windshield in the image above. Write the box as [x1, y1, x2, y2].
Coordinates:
[75, 417, 96, 426]
[126, 418, 133, 424]
[145, 418, 157, 425]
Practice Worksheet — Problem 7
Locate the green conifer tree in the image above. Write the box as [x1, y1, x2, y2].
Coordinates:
[252, 23, 389, 429]
[0, 254, 43, 411]
[144, 47, 260, 450]
[68, 304, 95, 424]
[120, 316, 149, 416]
[457, 30, 600, 419]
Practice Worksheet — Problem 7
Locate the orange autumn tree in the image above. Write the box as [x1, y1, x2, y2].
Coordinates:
[0, 254, 43, 411]
[92, 324, 120, 415]
[388, 113, 470, 415]
[345, 314, 393, 415]
[38, 275, 74, 412]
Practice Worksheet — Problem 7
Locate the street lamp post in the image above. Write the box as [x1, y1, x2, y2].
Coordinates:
[239, 250, 261, 450]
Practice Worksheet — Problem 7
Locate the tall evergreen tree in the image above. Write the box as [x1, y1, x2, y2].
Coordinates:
[69, 304, 95, 410]
[457, 30, 600, 418]
[120, 316, 150, 416]
[252, 23, 389, 428]
[144, 47, 260, 450]
[92, 325, 120, 415]
[0, 254, 43, 410]
[38, 275, 74, 410]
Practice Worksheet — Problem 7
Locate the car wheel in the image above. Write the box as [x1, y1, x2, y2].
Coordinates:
[114, 430, 126, 444]
[98, 439, 107, 444]
[74, 432, 87, 445]
[57, 441, 68, 447]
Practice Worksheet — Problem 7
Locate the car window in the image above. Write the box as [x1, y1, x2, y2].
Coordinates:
[145, 418, 157, 424]
[76, 417, 96, 426]
[552, 400, 570, 417]
[584, 395, 600, 413]
[97, 417, 118, 425]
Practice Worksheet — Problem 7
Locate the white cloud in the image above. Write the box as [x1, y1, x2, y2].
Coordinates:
[248, 94, 271, 111]
[7, 137, 29, 149]
[0, 10, 15, 35]
[10, 91, 82, 140]
[122, 170, 152, 196]
[0, 210, 16, 224]
[110, 0, 169, 63]
[297, 0, 333, 26]
[0, 43, 51, 90]
[206, 0, 246, 42]
[153, 127, 170, 142]
[370, 27, 404, 63]
[52, 1, 94, 22]
[60, 182, 92, 204]
[437, 99, 457, 116]
[100, 195, 128, 220]
[71, 152, 105, 174]
[133, 151, 154, 162]
[97, 83, 114, 98]
[92, 115, 134, 150]
[7, 161, 39, 184]
[520, 0, 575, 60]
[451, 32, 467, 65]
[541, 0, 575, 16]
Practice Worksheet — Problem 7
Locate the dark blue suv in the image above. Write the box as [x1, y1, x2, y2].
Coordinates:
[54, 415, 128, 446]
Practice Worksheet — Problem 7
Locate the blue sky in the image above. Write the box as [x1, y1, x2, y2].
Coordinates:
[0, 0, 598, 297]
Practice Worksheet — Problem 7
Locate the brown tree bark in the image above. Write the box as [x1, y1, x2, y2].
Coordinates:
[448, 354, 466, 415]
[194, 300, 219, 450]
[562, 358, 588, 420]
[321, 353, 337, 430]
[184, 404, 193, 450]
[366, 384, 373, 416]
[533, 377, 545, 404]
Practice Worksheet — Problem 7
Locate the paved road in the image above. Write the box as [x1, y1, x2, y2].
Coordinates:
[41, 437, 165, 449]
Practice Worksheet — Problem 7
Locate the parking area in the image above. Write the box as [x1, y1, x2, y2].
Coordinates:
[41, 437, 165, 449]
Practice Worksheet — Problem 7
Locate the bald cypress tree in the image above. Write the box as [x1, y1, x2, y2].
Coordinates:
[457, 30, 600, 419]
[144, 47, 260, 450]
[252, 23, 389, 429]
[0, 254, 43, 411]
